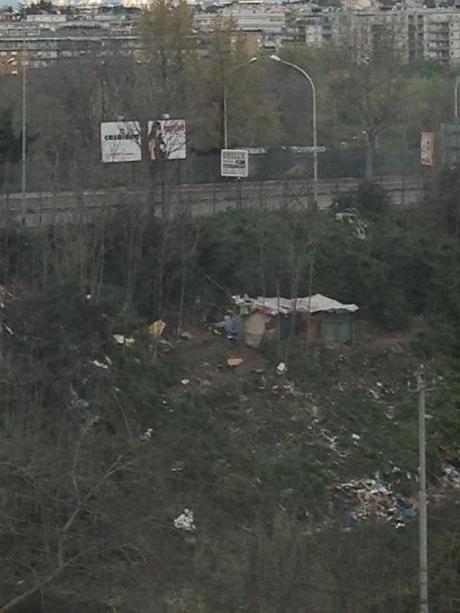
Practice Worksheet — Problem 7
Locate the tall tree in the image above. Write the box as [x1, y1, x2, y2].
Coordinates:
[0, 108, 21, 188]
[327, 42, 406, 178]
[137, 0, 198, 110]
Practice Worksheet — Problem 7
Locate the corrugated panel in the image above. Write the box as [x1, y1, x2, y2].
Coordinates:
[320, 312, 353, 343]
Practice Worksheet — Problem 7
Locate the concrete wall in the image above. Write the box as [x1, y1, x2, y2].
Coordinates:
[0, 175, 424, 227]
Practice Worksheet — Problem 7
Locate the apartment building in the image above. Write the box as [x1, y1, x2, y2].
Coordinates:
[0, 13, 140, 72]
[3, 5, 460, 71]
[301, 9, 460, 67]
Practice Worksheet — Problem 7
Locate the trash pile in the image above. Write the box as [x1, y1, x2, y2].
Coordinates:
[336, 475, 417, 530]
[174, 508, 195, 532]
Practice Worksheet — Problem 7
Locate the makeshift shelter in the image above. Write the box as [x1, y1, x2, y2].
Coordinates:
[244, 311, 271, 348]
[295, 294, 359, 344]
[234, 294, 358, 346]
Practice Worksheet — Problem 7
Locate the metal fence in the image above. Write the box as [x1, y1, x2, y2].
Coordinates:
[0, 146, 421, 194]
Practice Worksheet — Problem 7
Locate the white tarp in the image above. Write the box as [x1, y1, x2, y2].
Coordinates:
[100, 121, 142, 163]
[234, 295, 291, 316]
[234, 294, 358, 315]
[295, 294, 359, 314]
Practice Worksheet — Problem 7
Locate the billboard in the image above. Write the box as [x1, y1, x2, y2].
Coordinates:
[420, 131, 434, 167]
[101, 121, 142, 163]
[147, 119, 186, 160]
[221, 149, 249, 178]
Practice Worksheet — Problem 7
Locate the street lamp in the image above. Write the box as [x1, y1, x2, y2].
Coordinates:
[269, 54, 318, 203]
[223, 57, 257, 149]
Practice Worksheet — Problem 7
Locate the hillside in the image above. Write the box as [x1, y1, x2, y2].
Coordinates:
[1, 181, 460, 612]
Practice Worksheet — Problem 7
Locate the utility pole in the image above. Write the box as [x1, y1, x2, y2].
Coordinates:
[417, 367, 429, 613]
[21, 39, 27, 224]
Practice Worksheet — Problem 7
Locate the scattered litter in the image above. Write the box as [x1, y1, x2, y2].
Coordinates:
[113, 334, 135, 346]
[92, 360, 109, 370]
[319, 430, 341, 454]
[442, 464, 460, 489]
[105, 356, 112, 366]
[181, 379, 190, 386]
[174, 509, 195, 532]
[276, 362, 287, 375]
[385, 405, 395, 420]
[3, 324, 14, 335]
[180, 331, 193, 340]
[140, 427, 155, 442]
[148, 320, 166, 337]
[399, 506, 416, 519]
[227, 357, 243, 368]
[224, 314, 242, 341]
[351, 433, 361, 444]
[336, 476, 417, 528]
[0, 285, 14, 308]
[335, 210, 367, 239]
[369, 389, 380, 400]
[74, 399, 90, 410]
[272, 382, 298, 398]
[158, 338, 174, 352]
[171, 461, 185, 472]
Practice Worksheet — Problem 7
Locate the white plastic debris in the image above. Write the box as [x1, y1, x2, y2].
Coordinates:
[369, 389, 380, 400]
[113, 334, 135, 347]
[181, 379, 190, 386]
[351, 433, 361, 444]
[92, 360, 109, 370]
[276, 362, 287, 375]
[174, 508, 195, 532]
[140, 427, 155, 442]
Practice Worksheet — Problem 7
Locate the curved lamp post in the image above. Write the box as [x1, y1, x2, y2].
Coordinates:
[269, 54, 318, 203]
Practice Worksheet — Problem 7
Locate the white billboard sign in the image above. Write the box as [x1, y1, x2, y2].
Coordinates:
[221, 149, 249, 178]
[147, 119, 186, 160]
[420, 131, 434, 167]
[101, 121, 142, 163]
